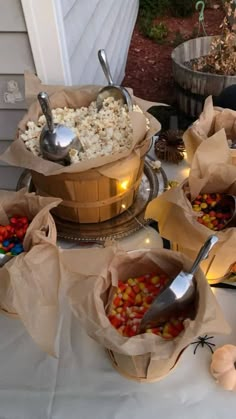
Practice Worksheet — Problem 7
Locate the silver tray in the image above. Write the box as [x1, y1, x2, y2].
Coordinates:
[16, 159, 168, 243]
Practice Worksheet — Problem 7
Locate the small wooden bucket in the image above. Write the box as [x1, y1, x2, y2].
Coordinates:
[31, 139, 150, 223]
[107, 347, 185, 382]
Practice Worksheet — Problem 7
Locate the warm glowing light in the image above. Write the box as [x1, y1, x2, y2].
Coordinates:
[119, 179, 129, 190]
[180, 153, 190, 180]
[180, 167, 190, 179]
[145, 237, 150, 244]
[121, 204, 126, 209]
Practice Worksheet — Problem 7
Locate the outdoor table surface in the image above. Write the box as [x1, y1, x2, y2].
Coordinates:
[0, 287, 235, 419]
[1, 153, 235, 419]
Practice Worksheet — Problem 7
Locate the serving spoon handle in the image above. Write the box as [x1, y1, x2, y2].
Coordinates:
[189, 235, 219, 275]
[98, 49, 114, 85]
[38, 92, 55, 133]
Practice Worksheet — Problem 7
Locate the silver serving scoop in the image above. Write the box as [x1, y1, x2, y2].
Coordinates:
[96, 49, 133, 111]
[38, 92, 82, 162]
[0, 253, 14, 267]
[139, 235, 219, 332]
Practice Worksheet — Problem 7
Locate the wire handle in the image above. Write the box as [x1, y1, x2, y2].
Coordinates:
[196, 1, 207, 36]
[196, 0, 205, 22]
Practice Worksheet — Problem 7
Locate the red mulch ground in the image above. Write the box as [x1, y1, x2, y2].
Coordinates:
[122, 3, 225, 105]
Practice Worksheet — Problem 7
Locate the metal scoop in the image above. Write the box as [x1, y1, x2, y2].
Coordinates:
[0, 253, 14, 267]
[38, 92, 82, 162]
[96, 49, 133, 111]
[139, 235, 219, 332]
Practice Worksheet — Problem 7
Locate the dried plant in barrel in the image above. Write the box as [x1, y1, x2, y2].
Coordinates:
[193, 1, 236, 76]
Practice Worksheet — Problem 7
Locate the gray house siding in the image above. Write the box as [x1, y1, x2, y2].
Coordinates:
[62, 0, 139, 85]
[0, 0, 35, 190]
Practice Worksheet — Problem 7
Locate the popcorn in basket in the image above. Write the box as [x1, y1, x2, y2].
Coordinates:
[0, 188, 62, 355]
[0, 73, 161, 224]
[146, 132, 236, 283]
[60, 246, 230, 382]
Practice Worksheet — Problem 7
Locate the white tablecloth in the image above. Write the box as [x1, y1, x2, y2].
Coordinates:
[0, 287, 235, 419]
[2, 151, 235, 418]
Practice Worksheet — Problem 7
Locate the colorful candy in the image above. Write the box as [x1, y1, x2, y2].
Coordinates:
[108, 272, 185, 339]
[0, 215, 29, 257]
[191, 193, 232, 231]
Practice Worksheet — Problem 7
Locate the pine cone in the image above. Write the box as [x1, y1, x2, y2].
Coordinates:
[155, 130, 185, 164]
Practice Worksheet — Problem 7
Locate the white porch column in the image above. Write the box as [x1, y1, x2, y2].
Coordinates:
[21, 0, 72, 85]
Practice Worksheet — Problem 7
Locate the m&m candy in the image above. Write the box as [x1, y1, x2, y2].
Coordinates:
[191, 193, 232, 231]
[0, 215, 29, 258]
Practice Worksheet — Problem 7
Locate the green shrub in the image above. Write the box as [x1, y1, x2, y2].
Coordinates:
[153, 0, 171, 16]
[138, 0, 196, 42]
[172, 30, 186, 47]
[138, 16, 168, 43]
[170, 0, 195, 17]
[139, 0, 160, 17]
[138, 14, 153, 37]
[139, 0, 195, 17]
[149, 22, 169, 42]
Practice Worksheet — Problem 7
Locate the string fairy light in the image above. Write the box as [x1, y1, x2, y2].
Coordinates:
[119, 179, 129, 191]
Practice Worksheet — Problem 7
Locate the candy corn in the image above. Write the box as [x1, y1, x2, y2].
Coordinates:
[108, 272, 185, 339]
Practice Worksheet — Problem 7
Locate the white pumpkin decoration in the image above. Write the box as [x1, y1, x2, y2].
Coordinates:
[211, 344, 236, 391]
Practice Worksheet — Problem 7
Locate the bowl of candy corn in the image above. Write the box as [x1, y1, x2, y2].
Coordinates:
[67, 247, 227, 382]
[104, 248, 203, 382]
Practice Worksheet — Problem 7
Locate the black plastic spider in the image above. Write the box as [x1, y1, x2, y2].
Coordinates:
[191, 335, 216, 354]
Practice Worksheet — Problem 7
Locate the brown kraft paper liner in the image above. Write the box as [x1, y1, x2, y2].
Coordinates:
[24, 71, 160, 111]
[0, 189, 61, 355]
[183, 95, 236, 164]
[146, 133, 236, 281]
[59, 246, 230, 381]
[0, 72, 161, 179]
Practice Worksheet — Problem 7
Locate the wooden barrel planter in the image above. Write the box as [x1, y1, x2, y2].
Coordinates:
[171, 36, 236, 118]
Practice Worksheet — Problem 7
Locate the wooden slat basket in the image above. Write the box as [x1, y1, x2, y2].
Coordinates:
[106, 348, 184, 383]
[31, 139, 150, 224]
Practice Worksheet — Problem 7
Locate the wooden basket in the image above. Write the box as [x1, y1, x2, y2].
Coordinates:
[31, 140, 150, 223]
[106, 348, 185, 382]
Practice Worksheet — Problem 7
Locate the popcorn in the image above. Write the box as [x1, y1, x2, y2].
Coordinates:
[149, 159, 161, 171]
[20, 97, 148, 164]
